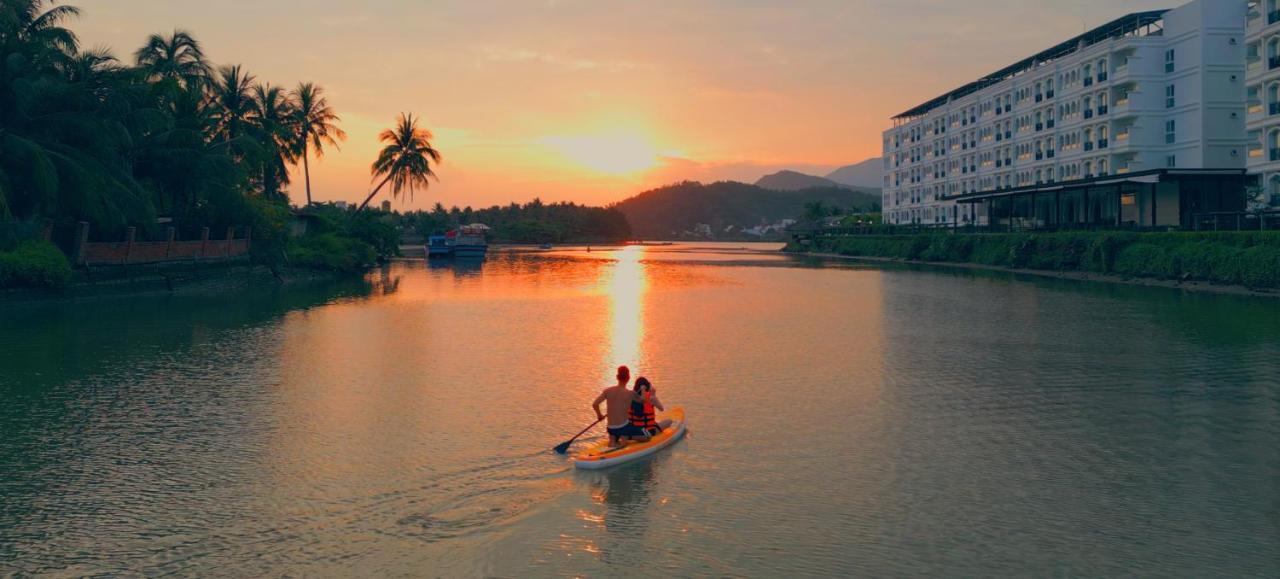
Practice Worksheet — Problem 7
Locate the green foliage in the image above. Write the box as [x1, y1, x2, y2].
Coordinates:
[343, 210, 400, 258]
[401, 199, 630, 244]
[1, 5, 341, 247]
[287, 233, 375, 273]
[300, 203, 400, 259]
[803, 231, 1280, 289]
[0, 240, 72, 288]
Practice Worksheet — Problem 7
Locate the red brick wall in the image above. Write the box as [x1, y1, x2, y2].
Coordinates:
[79, 235, 249, 266]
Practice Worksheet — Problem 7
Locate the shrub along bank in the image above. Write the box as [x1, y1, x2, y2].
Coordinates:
[0, 241, 73, 289]
[792, 231, 1280, 290]
[284, 204, 398, 273]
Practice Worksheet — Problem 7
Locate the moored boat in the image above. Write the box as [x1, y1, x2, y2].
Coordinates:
[426, 234, 451, 258]
[451, 223, 489, 259]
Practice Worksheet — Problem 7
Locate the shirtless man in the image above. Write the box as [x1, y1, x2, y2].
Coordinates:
[592, 366, 648, 447]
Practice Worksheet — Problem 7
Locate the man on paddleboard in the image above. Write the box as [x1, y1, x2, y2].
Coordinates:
[593, 366, 650, 447]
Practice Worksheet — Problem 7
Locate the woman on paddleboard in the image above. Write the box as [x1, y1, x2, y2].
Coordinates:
[629, 377, 665, 436]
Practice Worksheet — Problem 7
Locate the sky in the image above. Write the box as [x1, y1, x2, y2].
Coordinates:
[74, 0, 1170, 210]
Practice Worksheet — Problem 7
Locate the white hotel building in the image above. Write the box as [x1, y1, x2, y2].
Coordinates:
[1247, 0, 1280, 204]
[882, 0, 1254, 229]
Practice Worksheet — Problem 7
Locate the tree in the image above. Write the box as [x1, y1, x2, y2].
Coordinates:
[209, 64, 255, 144]
[133, 29, 208, 90]
[0, 0, 154, 233]
[357, 112, 440, 211]
[291, 82, 344, 206]
[803, 201, 828, 221]
[250, 82, 296, 200]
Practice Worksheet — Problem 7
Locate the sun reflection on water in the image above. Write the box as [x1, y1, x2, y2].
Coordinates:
[602, 246, 648, 382]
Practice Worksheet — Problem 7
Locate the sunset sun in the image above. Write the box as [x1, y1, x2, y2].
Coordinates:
[540, 130, 667, 176]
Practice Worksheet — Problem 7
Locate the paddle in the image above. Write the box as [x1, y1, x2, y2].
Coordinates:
[554, 417, 604, 454]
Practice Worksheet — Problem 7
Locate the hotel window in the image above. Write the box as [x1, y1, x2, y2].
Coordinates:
[1096, 59, 1107, 81]
[1165, 49, 1175, 73]
[1165, 120, 1176, 144]
[1166, 155, 1176, 168]
[1166, 84, 1175, 108]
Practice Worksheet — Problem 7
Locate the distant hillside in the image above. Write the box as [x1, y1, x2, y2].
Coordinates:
[825, 158, 883, 188]
[612, 180, 881, 239]
[754, 170, 847, 191]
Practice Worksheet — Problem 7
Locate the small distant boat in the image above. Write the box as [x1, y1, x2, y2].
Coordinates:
[539, 243, 553, 250]
[451, 224, 489, 259]
[426, 234, 451, 258]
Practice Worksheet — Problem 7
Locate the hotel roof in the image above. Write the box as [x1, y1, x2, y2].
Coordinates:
[892, 9, 1169, 120]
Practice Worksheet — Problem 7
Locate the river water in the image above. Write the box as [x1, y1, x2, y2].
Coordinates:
[2, 243, 1278, 577]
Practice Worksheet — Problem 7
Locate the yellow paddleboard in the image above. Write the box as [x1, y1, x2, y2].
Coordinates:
[573, 408, 687, 470]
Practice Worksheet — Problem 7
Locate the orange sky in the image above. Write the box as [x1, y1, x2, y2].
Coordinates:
[75, 0, 1169, 210]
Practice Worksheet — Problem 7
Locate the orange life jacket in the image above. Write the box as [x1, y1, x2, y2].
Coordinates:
[629, 391, 658, 429]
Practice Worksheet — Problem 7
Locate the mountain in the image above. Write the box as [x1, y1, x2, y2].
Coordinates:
[612, 180, 881, 239]
[825, 158, 883, 189]
[754, 170, 847, 191]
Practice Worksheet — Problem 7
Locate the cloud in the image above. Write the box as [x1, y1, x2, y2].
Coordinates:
[474, 46, 643, 73]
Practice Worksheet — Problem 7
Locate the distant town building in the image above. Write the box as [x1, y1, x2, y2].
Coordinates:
[381, 200, 392, 212]
[883, 0, 1251, 229]
[334, 201, 349, 210]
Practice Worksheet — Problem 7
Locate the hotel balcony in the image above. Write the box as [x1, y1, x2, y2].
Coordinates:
[1111, 63, 1132, 84]
[1248, 99, 1265, 124]
[1110, 128, 1136, 152]
[1248, 143, 1265, 166]
[1112, 96, 1136, 118]
[1115, 160, 1143, 175]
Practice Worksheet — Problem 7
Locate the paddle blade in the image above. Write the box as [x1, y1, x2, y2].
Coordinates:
[553, 441, 572, 454]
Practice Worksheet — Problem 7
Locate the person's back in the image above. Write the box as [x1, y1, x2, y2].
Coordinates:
[592, 366, 648, 446]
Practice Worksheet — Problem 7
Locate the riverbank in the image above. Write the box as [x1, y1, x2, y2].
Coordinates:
[0, 261, 357, 303]
[787, 231, 1280, 296]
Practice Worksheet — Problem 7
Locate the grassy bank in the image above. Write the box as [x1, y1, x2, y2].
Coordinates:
[790, 231, 1280, 290]
[0, 241, 73, 289]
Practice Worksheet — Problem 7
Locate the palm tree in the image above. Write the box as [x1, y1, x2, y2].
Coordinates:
[209, 64, 256, 144]
[357, 112, 440, 211]
[0, 0, 81, 63]
[133, 29, 209, 89]
[250, 82, 297, 200]
[291, 82, 345, 206]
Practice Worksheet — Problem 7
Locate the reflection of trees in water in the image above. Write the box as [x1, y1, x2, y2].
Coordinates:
[0, 274, 384, 394]
[0, 273, 394, 540]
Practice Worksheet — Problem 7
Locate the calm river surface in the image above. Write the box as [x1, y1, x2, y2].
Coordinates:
[2, 243, 1279, 576]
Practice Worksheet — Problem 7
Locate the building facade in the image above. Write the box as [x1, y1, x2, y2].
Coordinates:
[1247, 0, 1280, 206]
[882, 0, 1250, 227]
